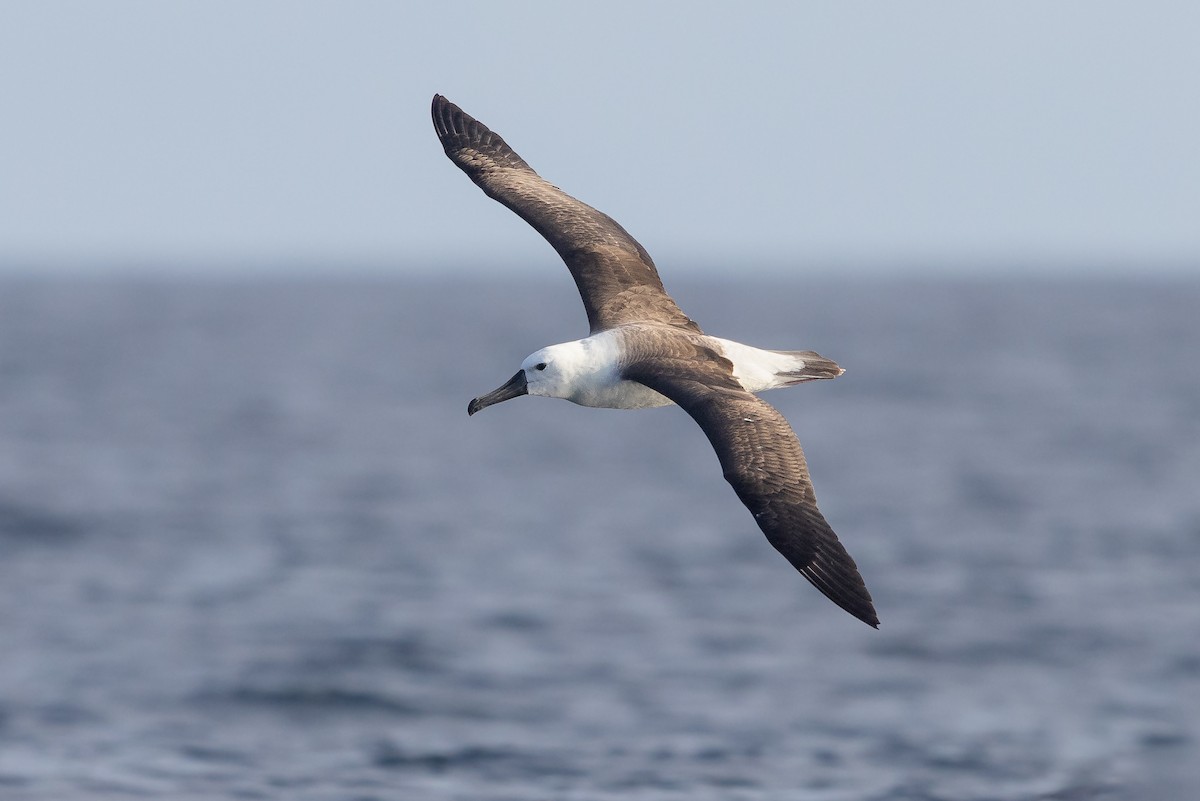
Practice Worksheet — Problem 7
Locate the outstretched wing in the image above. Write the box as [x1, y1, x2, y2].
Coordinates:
[432, 95, 700, 334]
[624, 352, 879, 628]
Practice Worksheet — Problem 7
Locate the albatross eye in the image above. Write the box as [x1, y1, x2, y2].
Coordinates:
[535, 362, 547, 371]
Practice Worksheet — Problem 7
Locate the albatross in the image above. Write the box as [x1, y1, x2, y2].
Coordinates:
[432, 95, 879, 628]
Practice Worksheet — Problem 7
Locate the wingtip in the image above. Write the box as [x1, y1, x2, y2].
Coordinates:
[431, 94, 477, 142]
[430, 95, 531, 172]
[853, 592, 880, 629]
[846, 598, 881, 629]
[797, 545, 880, 628]
[801, 568, 879, 628]
[431, 94, 458, 137]
[430, 94, 475, 141]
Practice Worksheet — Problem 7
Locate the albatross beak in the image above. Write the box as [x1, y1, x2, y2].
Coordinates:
[468, 370, 528, 416]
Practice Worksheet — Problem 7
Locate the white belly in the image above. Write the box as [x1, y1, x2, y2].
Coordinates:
[571, 376, 674, 409]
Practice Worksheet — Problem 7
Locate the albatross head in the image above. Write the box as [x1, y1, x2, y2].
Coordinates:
[467, 344, 581, 415]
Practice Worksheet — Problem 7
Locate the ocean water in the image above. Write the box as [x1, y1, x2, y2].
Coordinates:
[0, 274, 1197, 800]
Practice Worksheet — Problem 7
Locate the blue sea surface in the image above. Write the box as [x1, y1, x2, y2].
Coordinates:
[0, 274, 1197, 800]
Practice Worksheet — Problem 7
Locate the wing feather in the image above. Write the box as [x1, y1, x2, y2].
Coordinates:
[624, 353, 879, 628]
[432, 95, 699, 334]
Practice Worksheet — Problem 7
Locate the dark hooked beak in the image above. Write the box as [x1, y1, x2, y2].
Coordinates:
[467, 370, 528, 416]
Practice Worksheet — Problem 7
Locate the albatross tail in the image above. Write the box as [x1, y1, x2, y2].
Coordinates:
[772, 350, 845, 385]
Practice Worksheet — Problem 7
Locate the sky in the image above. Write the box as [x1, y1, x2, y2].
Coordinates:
[1, 1, 1198, 276]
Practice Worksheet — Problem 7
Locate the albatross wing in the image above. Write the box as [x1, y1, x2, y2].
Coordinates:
[432, 95, 700, 334]
[624, 352, 880, 628]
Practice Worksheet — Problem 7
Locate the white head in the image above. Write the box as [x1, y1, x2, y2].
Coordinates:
[467, 342, 584, 415]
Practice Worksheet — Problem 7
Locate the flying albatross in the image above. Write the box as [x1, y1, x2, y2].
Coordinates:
[432, 95, 879, 628]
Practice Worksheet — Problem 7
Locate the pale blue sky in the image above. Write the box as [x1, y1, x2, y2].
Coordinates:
[2, 1, 1198, 275]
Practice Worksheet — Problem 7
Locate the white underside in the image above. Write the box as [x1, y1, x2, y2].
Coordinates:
[550, 331, 817, 410]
